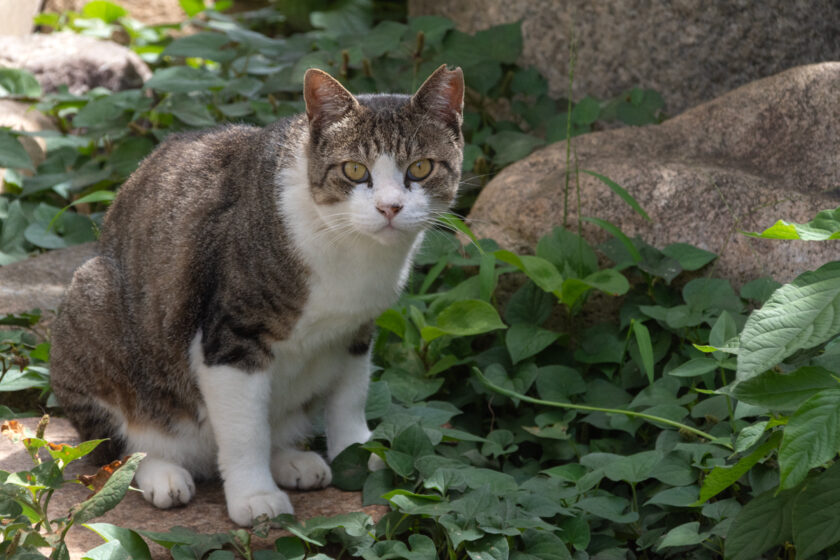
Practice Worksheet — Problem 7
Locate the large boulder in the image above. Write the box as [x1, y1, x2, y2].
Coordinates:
[409, 0, 840, 115]
[467, 63, 840, 286]
[0, 0, 40, 35]
[0, 243, 97, 317]
[0, 32, 151, 95]
[42, 0, 191, 25]
[0, 416, 387, 559]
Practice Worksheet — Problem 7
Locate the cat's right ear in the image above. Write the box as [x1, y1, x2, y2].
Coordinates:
[303, 69, 359, 128]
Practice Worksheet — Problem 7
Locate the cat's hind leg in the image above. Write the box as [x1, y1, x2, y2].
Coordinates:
[269, 410, 331, 490]
[123, 418, 215, 509]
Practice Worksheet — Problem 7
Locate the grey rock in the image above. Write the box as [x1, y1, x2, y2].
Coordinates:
[0, 33, 152, 95]
[409, 0, 840, 115]
[467, 63, 840, 287]
[0, 242, 97, 317]
[0, 0, 40, 36]
[42, 0, 190, 26]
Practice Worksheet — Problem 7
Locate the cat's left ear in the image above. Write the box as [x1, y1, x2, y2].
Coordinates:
[303, 69, 359, 126]
[411, 65, 464, 126]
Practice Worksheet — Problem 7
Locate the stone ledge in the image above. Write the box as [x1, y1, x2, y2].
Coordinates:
[1, 416, 387, 560]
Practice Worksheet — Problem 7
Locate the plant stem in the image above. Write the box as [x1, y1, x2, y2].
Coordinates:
[473, 367, 732, 449]
[562, 26, 576, 228]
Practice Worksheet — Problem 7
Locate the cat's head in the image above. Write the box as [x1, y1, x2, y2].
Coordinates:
[302, 65, 464, 245]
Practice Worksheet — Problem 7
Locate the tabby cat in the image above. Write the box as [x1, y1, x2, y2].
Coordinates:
[50, 65, 464, 526]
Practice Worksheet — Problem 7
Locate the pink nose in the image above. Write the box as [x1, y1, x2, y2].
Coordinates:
[376, 203, 403, 220]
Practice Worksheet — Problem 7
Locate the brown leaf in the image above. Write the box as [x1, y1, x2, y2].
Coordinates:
[77, 456, 130, 495]
[1, 420, 27, 443]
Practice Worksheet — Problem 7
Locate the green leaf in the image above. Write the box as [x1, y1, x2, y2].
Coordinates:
[408, 15, 454, 45]
[365, 380, 391, 420]
[791, 461, 840, 559]
[0, 69, 42, 98]
[571, 96, 600, 126]
[582, 217, 642, 263]
[24, 222, 67, 249]
[725, 488, 797, 560]
[696, 431, 781, 505]
[85, 523, 152, 560]
[733, 366, 837, 411]
[145, 67, 226, 93]
[535, 365, 585, 402]
[361, 21, 407, 58]
[511, 67, 548, 97]
[662, 242, 716, 271]
[743, 207, 840, 241]
[657, 522, 711, 551]
[737, 262, 840, 382]
[82, 540, 131, 560]
[82, 1, 128, 22]
[740, 277, 782, 304]
[110, 137, 155, 177]
[485, 131, 545, 166]
[778, 387, 840, 489]
[179, 0, 206, 17]
[330, 444, 369, 491]
[163, 32, 236, 62]
[576, 495, 638, 523]
[421, 299, 507, 342]
[581, 169, 651, 221]
[0, 129, 34, 170]
[48, 191, 115, 232]
[466, 534, 510, 560]
[586, 450, 661, 484]
[274, 536, 305, 560]
[504, 281, 554, 326]
[494, 251, 563, 295]
[71, 453, 144, 524]
[519, 529, 572, 559]
[310, 0, 373, 38]
[632, 321, 655, 384]
[668, 358, 719, 378]
[505, 323, 560, 364]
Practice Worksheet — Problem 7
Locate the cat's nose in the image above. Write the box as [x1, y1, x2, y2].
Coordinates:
[376, 203, 403, 220]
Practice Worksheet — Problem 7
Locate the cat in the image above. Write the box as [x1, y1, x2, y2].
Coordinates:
[50, 65, 464, 526]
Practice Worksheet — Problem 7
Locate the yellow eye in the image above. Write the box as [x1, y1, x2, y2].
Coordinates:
[342, 161, 369, 182]
[406, 159, 433, 181]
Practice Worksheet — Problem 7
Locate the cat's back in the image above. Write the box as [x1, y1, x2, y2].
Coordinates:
[101, 122, 286, 250]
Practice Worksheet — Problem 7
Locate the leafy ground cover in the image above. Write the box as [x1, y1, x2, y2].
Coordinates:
[2, 2, 840, 559]
[3, 210, 840, 559]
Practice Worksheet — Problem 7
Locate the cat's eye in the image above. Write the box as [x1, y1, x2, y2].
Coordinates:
[406, 159, 433, 181]
[342, 161, 370, 182]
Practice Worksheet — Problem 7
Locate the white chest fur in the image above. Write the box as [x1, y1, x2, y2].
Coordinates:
[276, 149, 422, 357]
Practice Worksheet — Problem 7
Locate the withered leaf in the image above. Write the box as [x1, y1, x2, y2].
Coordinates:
[1, 420, 28, 443]
[78, 456, 131, 496]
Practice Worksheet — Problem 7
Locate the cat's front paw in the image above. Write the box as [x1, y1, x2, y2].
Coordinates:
[271, 449, 332, 490]
[226, 489, 293, 526]
[368, 453, 386, 471]
[134, 457, 196, 509]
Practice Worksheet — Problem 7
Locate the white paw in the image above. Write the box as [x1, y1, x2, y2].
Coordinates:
[368, 453, 386, 471]
[226, 488, 293, 526]
[134, 457, 195, 509]
[271, 449, 332, 490]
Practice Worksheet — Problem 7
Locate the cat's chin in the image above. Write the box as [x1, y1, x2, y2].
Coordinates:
[366, 224, 418, 246]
